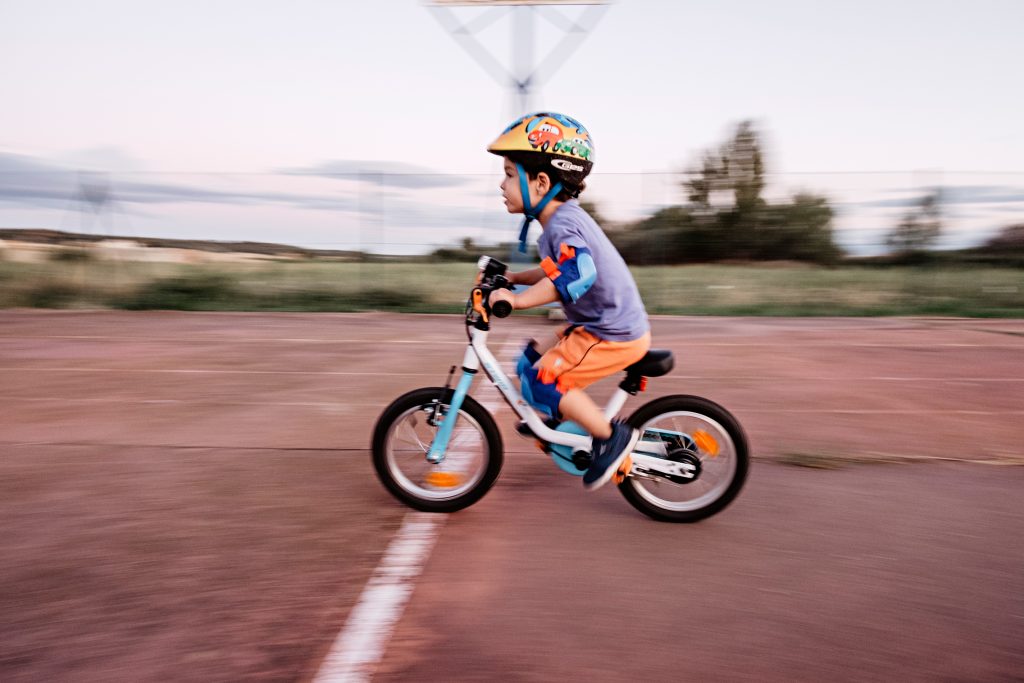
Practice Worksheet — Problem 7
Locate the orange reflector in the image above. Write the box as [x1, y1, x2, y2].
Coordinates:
[693, 430, 720, 457]
[612, 455, 633, 485]
[639, 377, 648, 392]
[425, 472, 463, 488]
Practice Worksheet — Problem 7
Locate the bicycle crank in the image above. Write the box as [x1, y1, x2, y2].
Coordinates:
[626, 451, 701, 485]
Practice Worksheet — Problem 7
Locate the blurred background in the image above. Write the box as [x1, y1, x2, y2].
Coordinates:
[1, 0, 1022, 314]
[3, 3, 1024, 682]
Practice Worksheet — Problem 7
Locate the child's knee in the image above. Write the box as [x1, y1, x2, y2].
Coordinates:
[515, 340, 541, 377]
[517, 362, 565, 419]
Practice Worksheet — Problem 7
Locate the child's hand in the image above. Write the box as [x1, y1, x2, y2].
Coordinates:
[488, 288, 516, 311]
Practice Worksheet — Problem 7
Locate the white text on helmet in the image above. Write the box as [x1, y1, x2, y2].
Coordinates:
[551, 159, 585, 172]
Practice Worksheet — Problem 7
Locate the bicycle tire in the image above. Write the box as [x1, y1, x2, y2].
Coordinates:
[372, 387, 503, 513]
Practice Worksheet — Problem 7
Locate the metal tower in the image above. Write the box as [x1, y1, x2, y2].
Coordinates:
[427, 1, 610, 113]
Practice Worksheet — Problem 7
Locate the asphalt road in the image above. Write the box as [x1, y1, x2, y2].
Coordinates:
[1, 311, 1022, 681]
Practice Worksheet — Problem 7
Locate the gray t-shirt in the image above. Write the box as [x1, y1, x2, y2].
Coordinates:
[537, 200, 649, 342]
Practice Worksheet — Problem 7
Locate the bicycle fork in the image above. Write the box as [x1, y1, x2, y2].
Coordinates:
[426, 345, 480, 464]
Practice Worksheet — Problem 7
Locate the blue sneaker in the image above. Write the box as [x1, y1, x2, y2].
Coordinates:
[583, 421, 640, 491]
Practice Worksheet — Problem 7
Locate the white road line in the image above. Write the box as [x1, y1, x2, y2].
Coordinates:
[312, 512, 442, 683]
[0, 367, 437, 377]
[737, 409, 1024, 415]
[659, 376, 1024, 383]
[2, 397, 1021, 416]
[2, 367, 1021, 383]
[0, 335, 467, 345]
[0, 397, 352, 408]
[1, 335, 1021, 349]
[312, 337, 518, 683]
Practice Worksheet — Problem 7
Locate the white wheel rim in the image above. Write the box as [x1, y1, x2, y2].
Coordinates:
[384, 404, 490, 501]
[630, 410, 738, 512]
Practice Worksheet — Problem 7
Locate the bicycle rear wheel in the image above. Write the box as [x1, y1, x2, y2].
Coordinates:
[371, 387, 503, 513]
[619, 395, 749, 523]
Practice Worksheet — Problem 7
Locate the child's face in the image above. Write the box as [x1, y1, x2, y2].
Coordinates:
[500, 158, 552, 215]
[500, 158, 525, 214]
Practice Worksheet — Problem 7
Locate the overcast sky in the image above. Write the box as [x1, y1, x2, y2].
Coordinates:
[2, 0, 1022, 253]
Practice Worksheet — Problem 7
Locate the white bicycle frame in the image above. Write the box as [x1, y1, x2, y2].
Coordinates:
[426, 325, 697, 483]
[467, 326, 619, 450]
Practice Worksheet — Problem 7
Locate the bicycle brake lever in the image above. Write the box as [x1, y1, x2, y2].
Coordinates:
[471, 287, 490, 323]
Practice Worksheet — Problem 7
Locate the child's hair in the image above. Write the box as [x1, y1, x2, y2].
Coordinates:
[505, 152, 586, 201]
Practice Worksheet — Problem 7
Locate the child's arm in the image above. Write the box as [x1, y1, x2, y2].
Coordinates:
[509, 268, 546, 286]
[489, 277, 559, 311]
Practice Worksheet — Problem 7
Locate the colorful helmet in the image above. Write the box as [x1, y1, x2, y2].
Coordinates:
[488, 112, 595, 252]
[487, 112, 595, 188]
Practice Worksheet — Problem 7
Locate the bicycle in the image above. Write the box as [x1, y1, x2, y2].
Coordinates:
[371, 256, 749, 522]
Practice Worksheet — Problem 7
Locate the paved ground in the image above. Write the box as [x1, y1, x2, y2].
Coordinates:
[1, 311, 1022, 681]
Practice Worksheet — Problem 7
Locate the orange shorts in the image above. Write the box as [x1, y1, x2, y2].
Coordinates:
[537, 326, 651, 394]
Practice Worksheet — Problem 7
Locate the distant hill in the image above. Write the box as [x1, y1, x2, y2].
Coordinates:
[0, 228, 365, 259]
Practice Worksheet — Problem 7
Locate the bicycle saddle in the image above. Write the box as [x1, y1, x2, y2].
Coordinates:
[625, 349, 675, 378]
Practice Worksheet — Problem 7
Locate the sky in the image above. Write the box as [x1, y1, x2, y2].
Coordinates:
[2, 0, 1023, 254]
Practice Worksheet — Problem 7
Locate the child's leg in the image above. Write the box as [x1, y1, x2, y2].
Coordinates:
[558, 389, 612, 440]
[520, 327, 651, 489]
[530, 327, 650, 435]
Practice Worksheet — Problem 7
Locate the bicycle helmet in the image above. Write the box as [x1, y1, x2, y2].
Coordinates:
[487, 112, 595, 252]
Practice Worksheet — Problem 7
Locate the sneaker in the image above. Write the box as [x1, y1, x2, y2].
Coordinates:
[583, 421, 640, 491]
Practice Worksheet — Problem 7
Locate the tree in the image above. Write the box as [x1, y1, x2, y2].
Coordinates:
[614, 120, 841, 264]
[578, 199, 608, 228]
[683, 121, 773, 259]
[684, 120, 765, 217]
[756, 193, 840, 263]
[886, 190, 942, 255]
[983, 223, 1024, 251]
[680, 121, 838, 263]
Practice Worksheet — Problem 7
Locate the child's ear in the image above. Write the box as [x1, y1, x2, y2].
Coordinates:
[535, 172, 551, 194]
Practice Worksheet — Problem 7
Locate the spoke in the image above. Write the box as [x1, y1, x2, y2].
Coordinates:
[395, 419, 431, 453]
[384, 403, 490, 502]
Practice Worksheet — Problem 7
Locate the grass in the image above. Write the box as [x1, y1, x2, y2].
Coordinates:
[0, 259, 1021, 317]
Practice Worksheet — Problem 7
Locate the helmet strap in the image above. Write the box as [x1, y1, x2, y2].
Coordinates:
[514, 162, 563, 253]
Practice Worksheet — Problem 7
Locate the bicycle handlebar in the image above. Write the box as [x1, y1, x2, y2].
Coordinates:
[469, 256, 515, 327]
[491, 299, 513, 318]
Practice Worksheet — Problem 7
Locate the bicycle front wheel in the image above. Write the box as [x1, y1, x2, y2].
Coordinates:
[371, 387, 503, 513]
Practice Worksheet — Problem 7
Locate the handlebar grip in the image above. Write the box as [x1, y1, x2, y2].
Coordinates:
[491, 300, 513, 318]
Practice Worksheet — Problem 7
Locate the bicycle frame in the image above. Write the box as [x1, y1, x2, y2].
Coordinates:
[427, 325, 627, 464]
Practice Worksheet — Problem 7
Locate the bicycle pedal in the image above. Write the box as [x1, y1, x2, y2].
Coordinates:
[612, 455, 633, 485]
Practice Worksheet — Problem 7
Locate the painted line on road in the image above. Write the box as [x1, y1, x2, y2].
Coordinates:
[2, 397, 1023, 416]
[2, 367, 1021, 383]
[737, 409, 1024, 415]
[312, 338, 518, 682]
[2, 335, 1021, 349]
[2, 397, 351, 407]
[0, 367, 439, 377]
[0, 335, 468, 345]
[312, 512, 444, 683]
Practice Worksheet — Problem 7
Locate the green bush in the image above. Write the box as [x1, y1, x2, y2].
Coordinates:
[115, 273, 234, 310]
[25, 283, 80, 308]
[50, 248, 94, 263]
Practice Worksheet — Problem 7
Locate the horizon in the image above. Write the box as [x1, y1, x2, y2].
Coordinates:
[2, 0, 1023, 255]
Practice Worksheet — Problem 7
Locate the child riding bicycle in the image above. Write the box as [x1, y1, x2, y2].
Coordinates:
[485, 112, 651, 490]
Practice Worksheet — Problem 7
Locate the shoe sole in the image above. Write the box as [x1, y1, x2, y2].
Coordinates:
[584, 429, 640, 491]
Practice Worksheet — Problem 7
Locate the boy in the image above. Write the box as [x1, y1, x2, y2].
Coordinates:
[486, 112, 651, 490]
